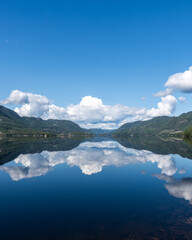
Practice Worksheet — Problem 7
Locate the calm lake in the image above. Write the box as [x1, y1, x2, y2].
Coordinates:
[1, 137, 192, 240]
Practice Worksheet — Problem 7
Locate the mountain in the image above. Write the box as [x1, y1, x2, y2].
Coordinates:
[0, 105, 86, 135]
[2, 105, 192, 138]
[86, 128, 114, 135]
[114, 112, 192, 137]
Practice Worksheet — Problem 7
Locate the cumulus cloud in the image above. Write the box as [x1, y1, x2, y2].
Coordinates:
[0, 89, 50, 105]
[145, 95, 177, 118]
[154, 66, 192, 97]
[0, 90, 52, 118]
[0, 141, 178, 180]
[0, 90, 177, 129]
[119, 95, 177, 125]
[65, 96, 140, 123]
[165, 66, 192, 93]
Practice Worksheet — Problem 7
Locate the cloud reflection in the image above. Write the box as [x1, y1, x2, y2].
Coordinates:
[154, 174, 192, 204]
[0, 141, 178, 181]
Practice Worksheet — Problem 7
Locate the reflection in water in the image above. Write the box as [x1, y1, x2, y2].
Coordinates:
[1, 139, 192, 207]
[155, 174, 192, 204]
[0, 141, 180, 181]
[1, 139, 192, 239]
[166, 178, 192, 204]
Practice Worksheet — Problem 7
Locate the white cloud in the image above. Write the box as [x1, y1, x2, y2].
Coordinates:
[0, 90, 52, 118]
[0, 141, 177, 180]
[0, 90, 177, 129]
[145, 95, 177, 118]
[154, 66, 192, 97]
[2, 67, 192, 129]
[65, 96, 141, 124]
[80, 122, 117, 130]
[178, 96, 186, 102]
[0, 89, 50, 105]
[153, 88, 173, 97]
[119, 95, 177, 126]
[165, 66, 192, 93]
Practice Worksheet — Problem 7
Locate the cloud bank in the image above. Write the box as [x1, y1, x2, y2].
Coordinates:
[1, 66, 192, 128]
[0, 90, 177, 129]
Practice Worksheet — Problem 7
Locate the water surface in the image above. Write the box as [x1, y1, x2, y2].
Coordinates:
[0, 137, 192, 239]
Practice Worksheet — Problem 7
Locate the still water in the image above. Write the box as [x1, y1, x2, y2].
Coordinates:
[1, 137, 192, 239]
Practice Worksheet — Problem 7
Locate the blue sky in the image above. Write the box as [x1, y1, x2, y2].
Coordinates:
[1, 0, 192, 128]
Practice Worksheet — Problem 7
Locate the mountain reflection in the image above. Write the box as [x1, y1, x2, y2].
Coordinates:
[0, 140, 181, 181]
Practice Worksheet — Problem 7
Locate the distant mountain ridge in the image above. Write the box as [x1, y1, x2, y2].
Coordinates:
[114, 112, 192, 137]
[0, 105, 85, 135]
[1, 105, 192, 138]
[86, 128, 114, 135]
